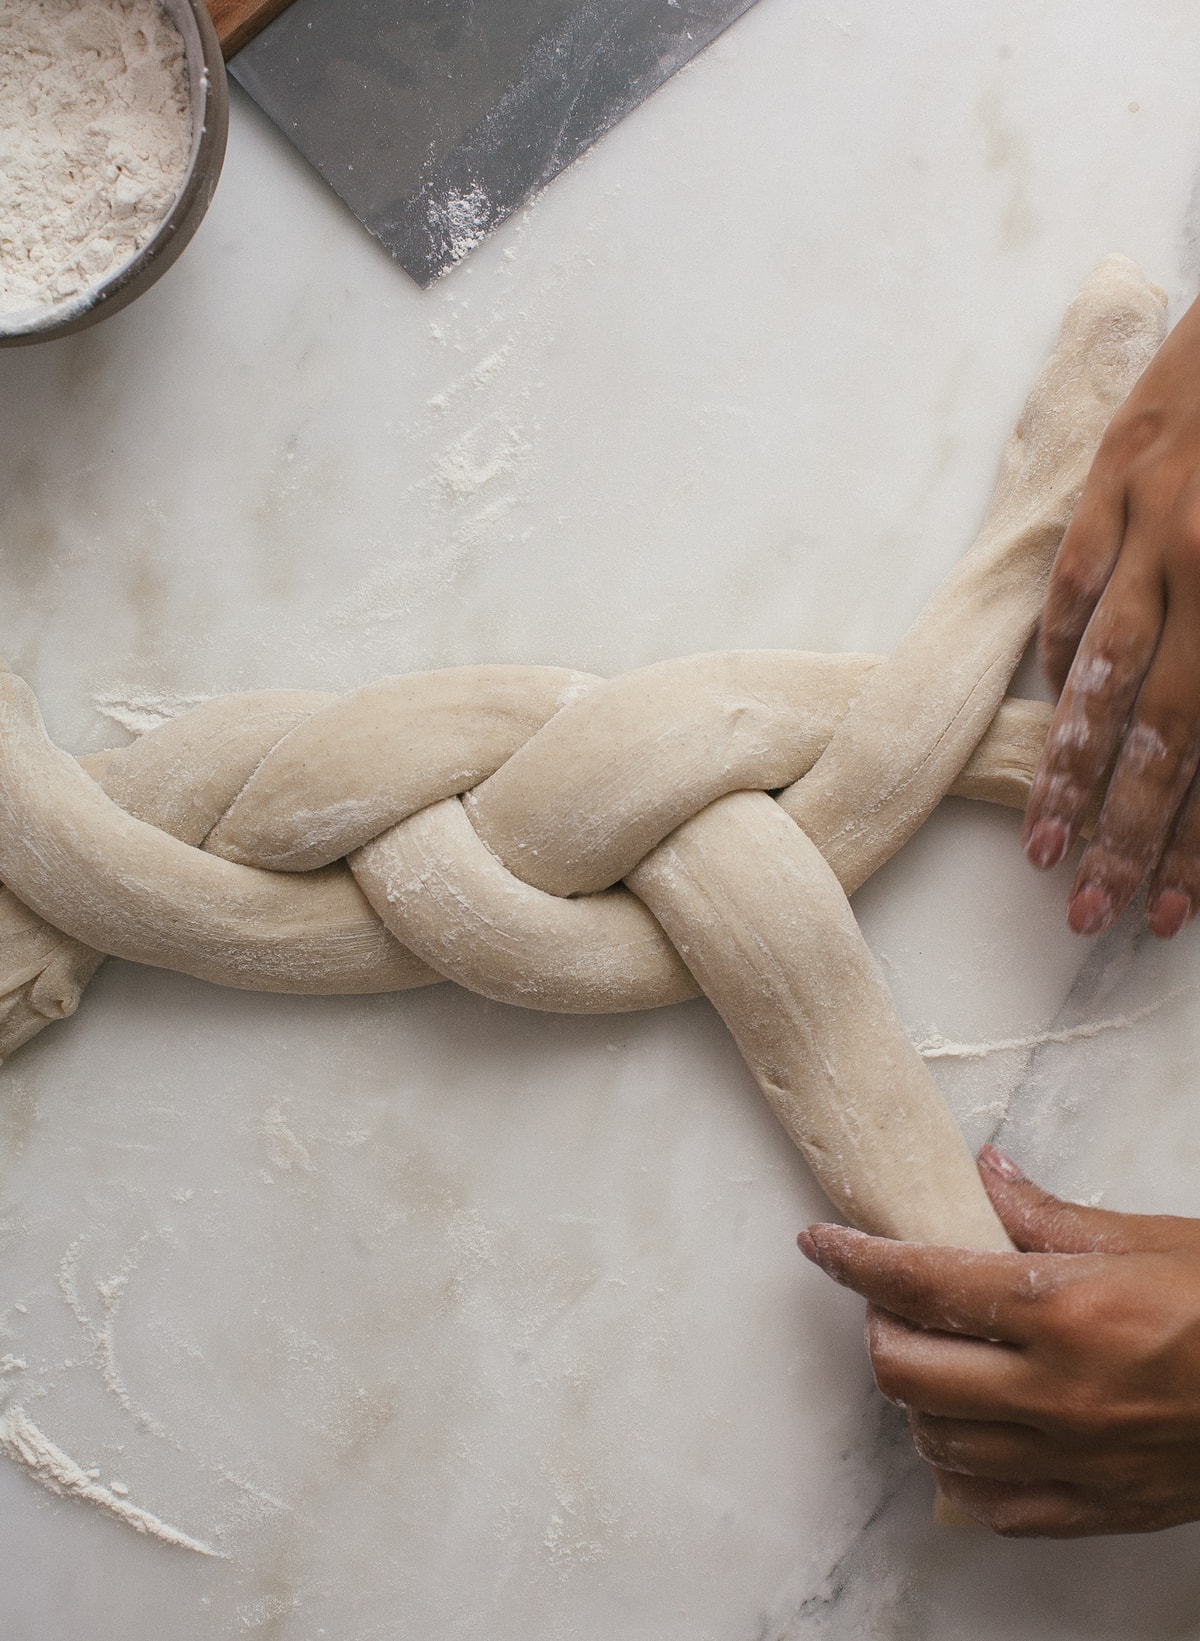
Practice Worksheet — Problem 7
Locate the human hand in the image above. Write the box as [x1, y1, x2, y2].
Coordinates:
[1023, 293, 1200, 938]
[798, 1146, 1200, 1536]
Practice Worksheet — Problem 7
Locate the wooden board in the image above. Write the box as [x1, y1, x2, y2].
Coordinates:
[205, 0, 298, 57]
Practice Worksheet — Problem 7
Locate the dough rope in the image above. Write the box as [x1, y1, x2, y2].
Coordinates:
[0, 256, 1167, 1250]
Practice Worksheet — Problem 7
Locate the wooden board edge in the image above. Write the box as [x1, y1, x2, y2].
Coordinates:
[205, 0, 298, 58]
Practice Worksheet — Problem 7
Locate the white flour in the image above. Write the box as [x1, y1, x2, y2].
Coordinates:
[0, 0, 192, 317]
[914, 984, 1196, 1062]
[0, 1403, 221, 1556]
[429, 185, 492, 271]
[93, 683, 212, 736]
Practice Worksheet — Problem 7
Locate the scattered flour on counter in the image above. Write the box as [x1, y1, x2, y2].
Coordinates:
[93, 684, 213, 736]
[260, 1102, 314, 1175]
[431, 417, 531, 504]
[0, 0, 193, 317]
[0, 1403, 222, 1556]
[58, 1234, 173, 1442]
[915, 983, 1198, 1062]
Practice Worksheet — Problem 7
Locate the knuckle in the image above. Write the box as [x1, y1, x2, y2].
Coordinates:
[1122, 715, 1197, 778]
[1049, 1393, 1117, 1442]
[1076, 646, 1149, 709]
[1040, 673, 1146, 791]
[1066, 647, 1119, 700]
[1163, 507, 1200, 565]
[909, 1422, 938, 1463]
[1043, 710, 1095, 766]
[1034, 1279, 1100, 1347]
[868, 1346, 911, 1407]
[1098, 409, 1161, 466]
[909, 1415, 951, 1467]
[1031, 758, 1100, 821]
[1048, 556, 1103, 620]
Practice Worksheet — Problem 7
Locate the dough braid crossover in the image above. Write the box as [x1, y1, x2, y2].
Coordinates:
[0, 257, 1167, 1251]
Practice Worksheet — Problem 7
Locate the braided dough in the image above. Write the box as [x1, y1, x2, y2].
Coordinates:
[0, 256, 1166, 1251]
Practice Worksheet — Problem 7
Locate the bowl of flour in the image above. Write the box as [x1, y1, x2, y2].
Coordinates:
[0, 0, 228, 346]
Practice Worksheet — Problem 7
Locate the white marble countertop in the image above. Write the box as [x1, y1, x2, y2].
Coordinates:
[4, 2, 1200, 1635]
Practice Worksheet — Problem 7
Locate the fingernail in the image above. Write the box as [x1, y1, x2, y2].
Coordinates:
[797, 1225, 851, 1272]
[979, 1144, 1025, 1181]
[1149, 889, 1191, 939]
[1025, 817, 1069, 871]
[1068, 883, 1113, 935]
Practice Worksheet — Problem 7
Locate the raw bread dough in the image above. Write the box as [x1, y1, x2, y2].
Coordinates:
[0, 256, 1167, 1250]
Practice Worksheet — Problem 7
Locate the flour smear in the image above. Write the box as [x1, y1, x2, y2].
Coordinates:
[0, 1403, 221, 1556]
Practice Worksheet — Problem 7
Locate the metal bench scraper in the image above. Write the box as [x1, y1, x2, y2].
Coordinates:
[227, 0, 762, 287]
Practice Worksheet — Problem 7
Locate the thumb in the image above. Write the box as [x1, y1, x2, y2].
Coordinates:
[977, 1145, 1150, 1254]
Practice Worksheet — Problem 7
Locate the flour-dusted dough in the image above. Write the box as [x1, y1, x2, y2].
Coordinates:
[779, 256, 1169, 892]
[0, 662, 1050, 1018]
[0, 256, 1167, 1252]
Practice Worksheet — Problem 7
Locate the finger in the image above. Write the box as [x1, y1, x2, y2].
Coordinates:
[978, 1146, 1188, 1255]
[914, 1414, 1186, 1503]
[1149, 765, 1200, 936]
[910, 1412, 1066, 1483]
[866, 1306, 1050, 1424]
[799, 1224, 1040, 1343]
[1039, 471, 1127, 694]
[865, 1307, 1033, 1419]
[932, 1471, 1096, 1538]
[1065, 605, 1200, 934]
[1023, 556, 1164, 874]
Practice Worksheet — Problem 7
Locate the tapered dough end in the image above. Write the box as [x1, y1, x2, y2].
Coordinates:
[0, 888, 103, 1063]
[1076, 251, 1167, 313]
[1052, 252, 1168, 384]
